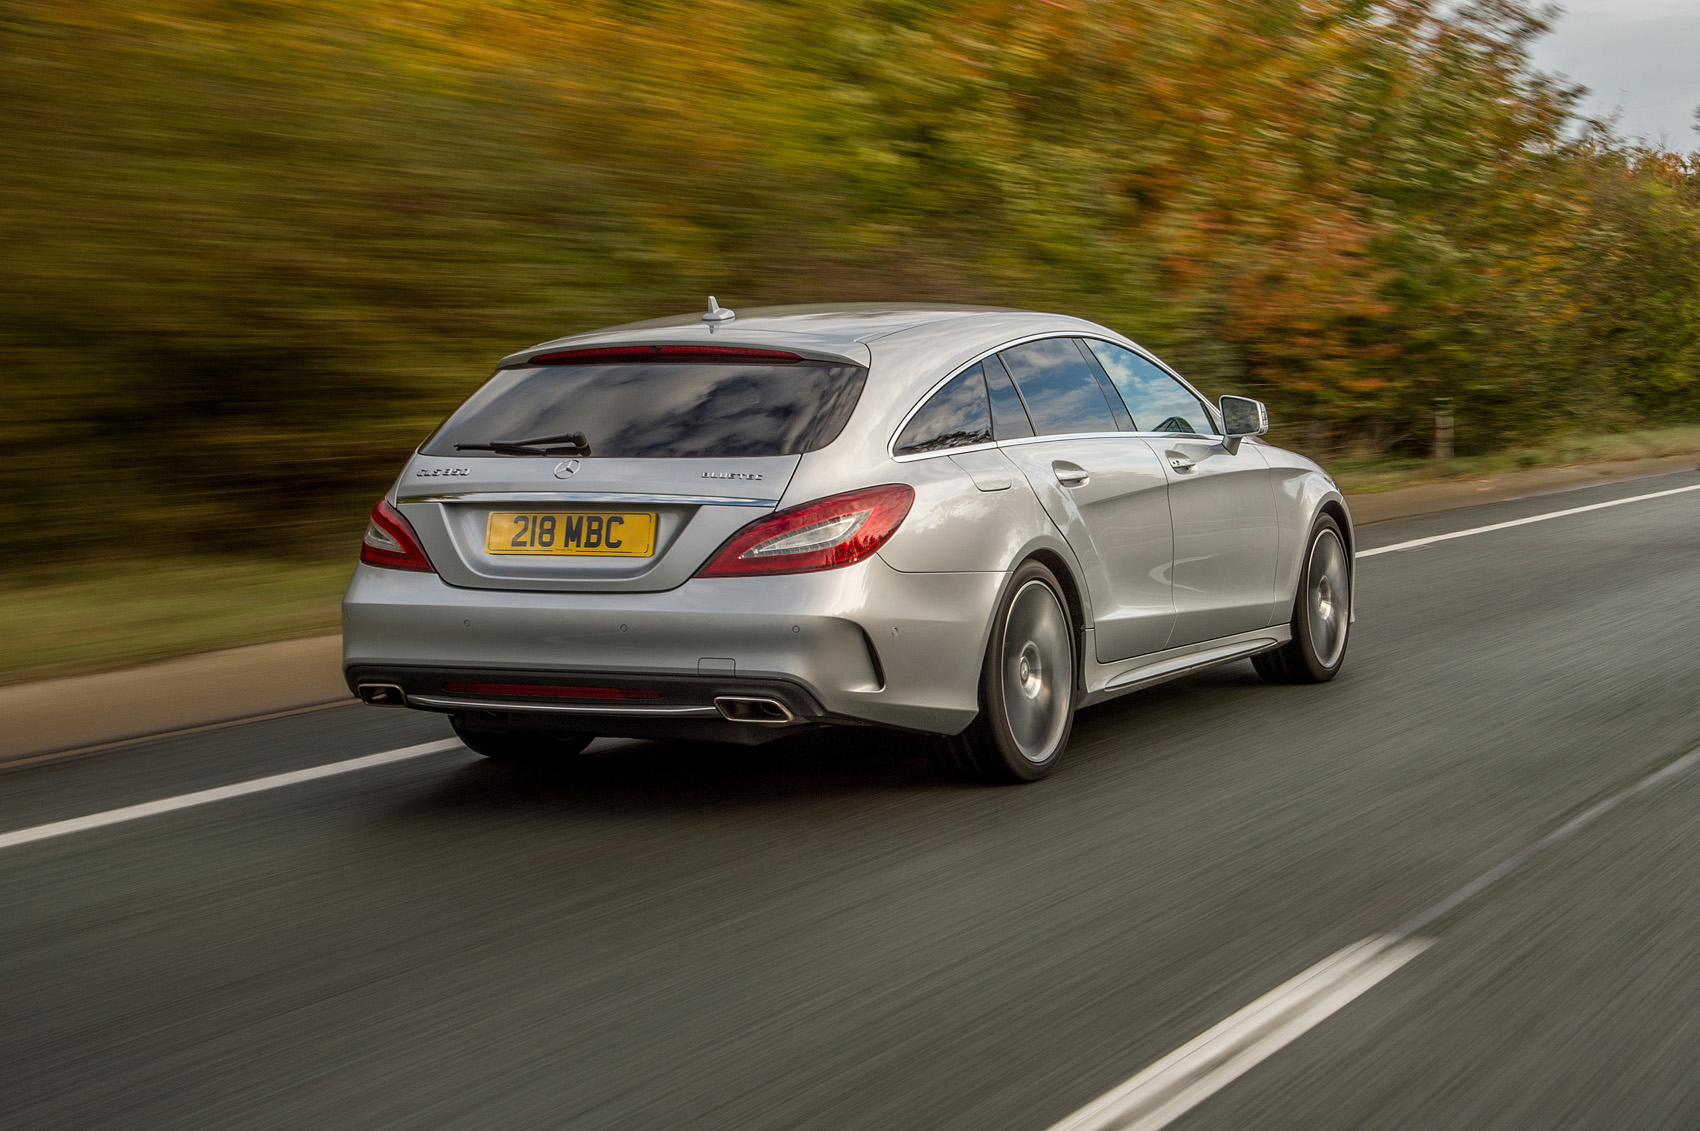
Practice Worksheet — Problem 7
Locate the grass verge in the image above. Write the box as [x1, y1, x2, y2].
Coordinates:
[1325, 424, 1700, 494]
[1, 557, 350, 685]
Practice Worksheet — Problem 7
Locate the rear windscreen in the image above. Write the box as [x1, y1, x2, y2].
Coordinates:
[422, 361, 867, 459]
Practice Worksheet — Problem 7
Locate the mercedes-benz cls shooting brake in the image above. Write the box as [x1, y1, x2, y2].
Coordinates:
[344, 303, 1353, 782]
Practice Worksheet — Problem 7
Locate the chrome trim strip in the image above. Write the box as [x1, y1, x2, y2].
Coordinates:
[996, 430, 1216, 449]
[891, 431, 1222, 465]
[395, 491, 776, 507]
[408, 694, 723, 717]
[888, 441, 1002, 464]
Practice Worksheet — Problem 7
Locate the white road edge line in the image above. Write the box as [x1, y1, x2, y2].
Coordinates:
[0, 738, 464, 852]
[1045, 741, 1700, 1131]
[1044, 935, 1435, 1131]
[1356, 480, 1700, 558]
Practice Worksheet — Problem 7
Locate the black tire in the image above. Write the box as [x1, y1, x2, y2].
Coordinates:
[932, 560, 1078, 783]
[1253, 513, 1351, 684]
[451, 717, 595, 763]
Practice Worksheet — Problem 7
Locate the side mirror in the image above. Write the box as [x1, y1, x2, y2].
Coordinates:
[1219, 395, 1268, 454]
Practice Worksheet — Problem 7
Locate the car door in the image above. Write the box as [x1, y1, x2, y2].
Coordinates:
[991, 339, 1175, 662]
[1082, 339, 1280, 646]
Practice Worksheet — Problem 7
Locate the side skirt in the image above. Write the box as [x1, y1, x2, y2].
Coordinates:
[1080, 626, 1290, 707]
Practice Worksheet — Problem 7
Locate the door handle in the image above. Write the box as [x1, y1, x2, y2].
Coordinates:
[1169, 456, 1196, 471]
[1053, 462, 1090, 488]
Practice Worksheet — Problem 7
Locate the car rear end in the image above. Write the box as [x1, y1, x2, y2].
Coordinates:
[342, 332, 996, 744]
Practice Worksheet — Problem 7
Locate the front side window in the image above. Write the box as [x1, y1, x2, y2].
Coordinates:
[996, 338, 1119, 436]
[894, 365, 994, 456]
[1083, 341, 1216, 436]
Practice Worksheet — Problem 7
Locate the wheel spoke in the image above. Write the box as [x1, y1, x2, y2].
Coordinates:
[1001, 581, 1072, 762]
[1306, 530, 1349, 668]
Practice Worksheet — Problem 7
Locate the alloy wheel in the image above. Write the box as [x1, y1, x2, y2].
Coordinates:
[1305, 528, 1349, 669]
[1000, 579, 1073, 763]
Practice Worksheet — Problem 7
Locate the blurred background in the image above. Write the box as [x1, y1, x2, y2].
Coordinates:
[3, 0, 1698, 679]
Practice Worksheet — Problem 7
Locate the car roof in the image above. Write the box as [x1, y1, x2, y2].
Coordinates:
[492, 302, 1174, 465]
[593, 303, 1014, 340]
[497, 303, 1105, 369]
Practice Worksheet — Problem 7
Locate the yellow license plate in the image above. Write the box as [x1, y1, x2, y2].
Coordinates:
[485, 511, 657, 557]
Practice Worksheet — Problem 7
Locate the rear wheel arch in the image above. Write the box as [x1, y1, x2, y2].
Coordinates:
[1016, 547, 1089, 694]
[933, 557, 1080, 782]
[969, 539, 1090, 668]
[1024, 548, 1087, 636]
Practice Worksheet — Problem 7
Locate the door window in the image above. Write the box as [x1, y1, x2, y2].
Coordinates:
[893, 364, 994, 455]
[996, 339, 1119, 436]
[1083, 341, 1217, 436]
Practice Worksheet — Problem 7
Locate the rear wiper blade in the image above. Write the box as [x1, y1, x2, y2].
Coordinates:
[455, 431, 592, 456]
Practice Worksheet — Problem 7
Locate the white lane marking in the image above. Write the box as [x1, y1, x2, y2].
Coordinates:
[0, 738, 463, 852]
[1044, 936, 1434, 1131]
[1393, 742, 1700, 936]
[1046, 741, 1700, 1131]
[1357, 481, 1700, 558]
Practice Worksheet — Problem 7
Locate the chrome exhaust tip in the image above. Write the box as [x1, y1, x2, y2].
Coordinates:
[356, 683, 407, 707]
[713, 696, 796, 725]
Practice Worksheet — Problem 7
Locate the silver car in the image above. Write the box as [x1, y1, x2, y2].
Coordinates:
[344, 302, 1352, 781]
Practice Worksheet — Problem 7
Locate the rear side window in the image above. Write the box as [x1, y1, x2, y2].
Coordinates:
[1083, 341, 1217, 436]
[894, 365, 994, 456]
[422, 360, 867, 459]
[996, 338, 1119, 436]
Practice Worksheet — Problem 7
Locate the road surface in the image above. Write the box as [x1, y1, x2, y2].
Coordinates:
[4, 470, 1699, 1130]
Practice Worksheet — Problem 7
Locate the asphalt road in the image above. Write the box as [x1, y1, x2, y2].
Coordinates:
[4, 470, 1699, 1130]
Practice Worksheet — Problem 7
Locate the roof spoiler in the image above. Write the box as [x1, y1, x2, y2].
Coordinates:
[496, 333, 872, 370]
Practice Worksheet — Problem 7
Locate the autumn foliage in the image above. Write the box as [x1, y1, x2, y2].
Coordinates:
[2, 0, 1697, 557]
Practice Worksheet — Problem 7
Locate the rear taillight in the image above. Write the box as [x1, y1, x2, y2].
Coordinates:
[696, 484, 915, 577]
[360, 498, 435, 572]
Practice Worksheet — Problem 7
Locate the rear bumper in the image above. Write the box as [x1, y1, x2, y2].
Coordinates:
[341, 557, 1004, 736]
[344, 665, 833, 745]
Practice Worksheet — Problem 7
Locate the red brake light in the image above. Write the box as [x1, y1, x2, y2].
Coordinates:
[360, 498, 435, 572]
[526, 344, 802, 366]
[696, 484, 915, 577]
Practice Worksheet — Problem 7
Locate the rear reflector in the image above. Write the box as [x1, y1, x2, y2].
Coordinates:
[524, 344, 802, 366]
[442, 683, 663, 700]
[360, 498, 435, 573]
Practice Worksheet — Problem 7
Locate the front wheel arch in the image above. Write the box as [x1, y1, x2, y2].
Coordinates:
[1254, 512, 1351, 684]
[1317, 497, 1354, 558]
[1315, 498, 1354, 621]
